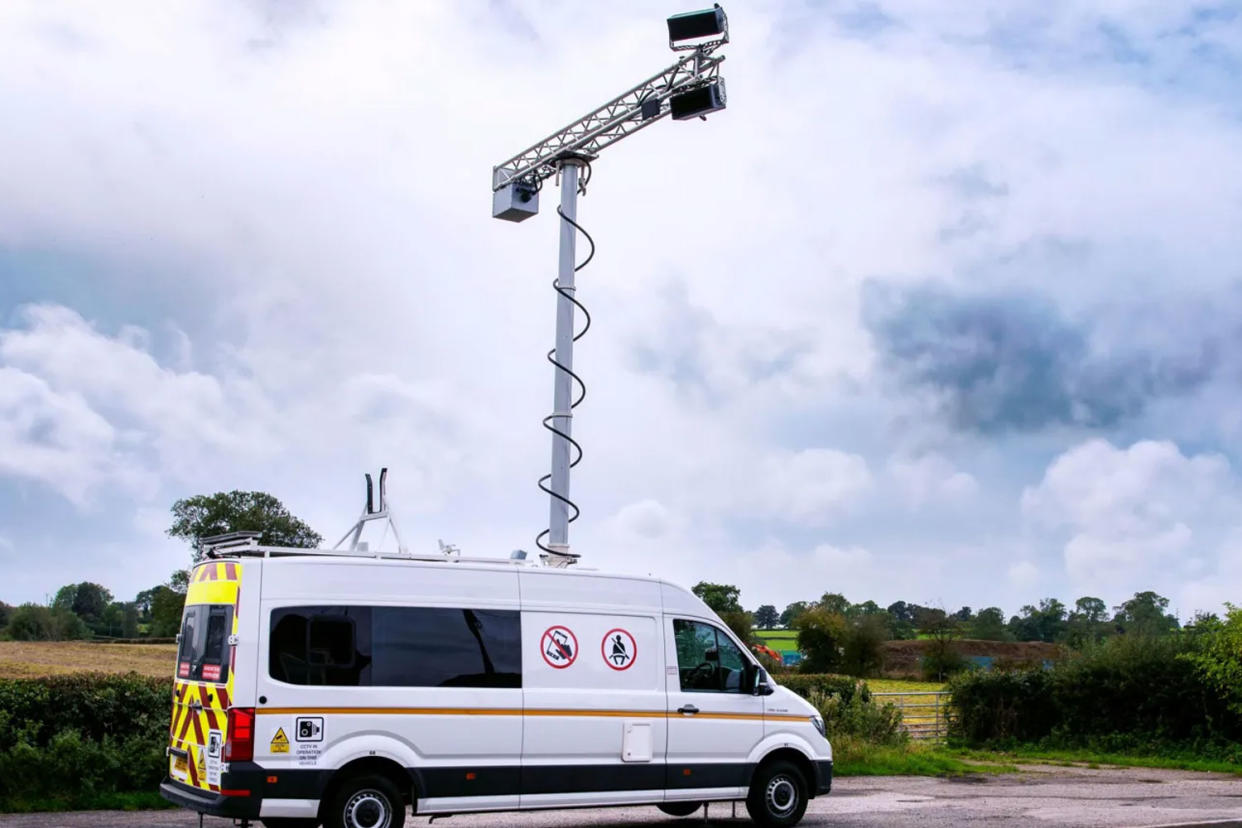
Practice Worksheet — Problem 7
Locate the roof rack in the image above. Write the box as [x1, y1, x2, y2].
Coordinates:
[201, 542, 535, 566]
[200, 531, 263, 555]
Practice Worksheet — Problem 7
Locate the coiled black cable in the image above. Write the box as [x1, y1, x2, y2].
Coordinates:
[536, 180, 596, 557]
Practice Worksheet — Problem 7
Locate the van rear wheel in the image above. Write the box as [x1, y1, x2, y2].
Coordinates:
[658, 802, 703, 817]
[324, 774, 405, 828]
[746, 760, 807, 827]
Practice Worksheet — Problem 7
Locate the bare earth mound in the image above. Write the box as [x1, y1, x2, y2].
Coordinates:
[881, 639, 1063, 679]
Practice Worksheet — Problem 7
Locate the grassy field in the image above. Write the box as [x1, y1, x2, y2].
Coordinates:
[0, 641, 176, 678]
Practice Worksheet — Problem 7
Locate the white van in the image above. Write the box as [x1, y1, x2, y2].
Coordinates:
[160, 541, 832, 828]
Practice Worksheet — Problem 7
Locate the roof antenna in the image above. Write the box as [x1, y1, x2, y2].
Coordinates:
[333, 467, 407, 555]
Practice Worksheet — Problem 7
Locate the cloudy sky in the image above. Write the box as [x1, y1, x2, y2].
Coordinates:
[2, 1, 1240, 619]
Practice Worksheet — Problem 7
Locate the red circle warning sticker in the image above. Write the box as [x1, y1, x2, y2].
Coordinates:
[540, 626, 578, 669]
[601, 628, 637, 671]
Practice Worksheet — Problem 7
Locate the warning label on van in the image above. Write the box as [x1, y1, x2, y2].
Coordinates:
[602, 628, 636, 670]
[540, 626, 578, 669]
[270, 727, 290, 753]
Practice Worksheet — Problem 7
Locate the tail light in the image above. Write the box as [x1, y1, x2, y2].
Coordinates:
[224, 707, 255, 762]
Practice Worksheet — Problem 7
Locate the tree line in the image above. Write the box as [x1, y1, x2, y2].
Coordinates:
[691, 580, 1213, 679]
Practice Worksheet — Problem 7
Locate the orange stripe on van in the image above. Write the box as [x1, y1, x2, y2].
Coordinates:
[255, 707, 807, 722]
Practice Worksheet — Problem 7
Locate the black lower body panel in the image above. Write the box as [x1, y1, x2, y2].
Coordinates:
[160, 778, 261, 819]
[812, 760, 833, 796]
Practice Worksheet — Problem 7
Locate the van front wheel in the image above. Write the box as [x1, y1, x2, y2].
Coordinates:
[746, 760, 807, 827]
[325, 774, 406, 828]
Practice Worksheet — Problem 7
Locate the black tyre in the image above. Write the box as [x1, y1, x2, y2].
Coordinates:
[262, 820, 319, 828]
[746, 760, 807, 828]
[324, 774, 406, 828]
[658, 801, 703, 817]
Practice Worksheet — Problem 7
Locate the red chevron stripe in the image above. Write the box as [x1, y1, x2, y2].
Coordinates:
[199, 686, 220, 731]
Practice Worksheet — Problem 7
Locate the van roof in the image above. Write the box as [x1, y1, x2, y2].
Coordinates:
[197, 543, 714, 617]
[201, 543, 680, 587]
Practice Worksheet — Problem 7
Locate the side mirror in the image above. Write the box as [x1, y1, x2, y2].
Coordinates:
[747, 663, 774, 695]
[705, 647, 720, 662]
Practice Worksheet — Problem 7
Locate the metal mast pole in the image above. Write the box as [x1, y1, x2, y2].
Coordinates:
[546, 159, 584, 559]
[492, 6, 729, 566]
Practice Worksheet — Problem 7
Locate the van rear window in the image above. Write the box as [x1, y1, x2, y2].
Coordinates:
[177, 605, 233, 683]
[269, 606, 521, 688]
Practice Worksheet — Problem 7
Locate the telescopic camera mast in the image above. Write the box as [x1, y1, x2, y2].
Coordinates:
[492, 7, 730, 567]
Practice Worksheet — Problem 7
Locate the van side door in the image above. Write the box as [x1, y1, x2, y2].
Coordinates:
[663, 617, 764, 801]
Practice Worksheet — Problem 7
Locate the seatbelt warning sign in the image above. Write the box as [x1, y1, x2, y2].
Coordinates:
[270, 727, 290, 753]
[602, 628, 637, 671]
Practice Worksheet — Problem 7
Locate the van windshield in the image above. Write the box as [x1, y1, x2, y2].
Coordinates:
[177, 604, 233, 683]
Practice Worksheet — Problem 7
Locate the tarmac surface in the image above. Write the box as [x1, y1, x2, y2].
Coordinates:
[3, 766, 1241, 828]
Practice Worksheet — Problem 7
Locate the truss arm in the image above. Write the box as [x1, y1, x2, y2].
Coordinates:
[492, 49, 725, 190]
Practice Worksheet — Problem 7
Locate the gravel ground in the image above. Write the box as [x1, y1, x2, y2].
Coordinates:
[3, 766, 1240, 828]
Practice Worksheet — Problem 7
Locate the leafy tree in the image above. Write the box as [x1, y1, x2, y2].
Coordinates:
[169, 569, 190, 594]
[121, 603, 139, 638]
[1008, 598, 1067, 643]
[794, 606, 847, 673]
[134, 587, 158, 619]
[72, 583, 113, 626]
[6, 604, 87, 640]
[886, 601, 915, 623]
[1065, 596, 1109, 648]
[754, 604, 779, 629]
[841, 614, 888, 677]
[1113, 591, 1179, 637]
[952, 606, 974, 623]
[919, 611, 967, 681]
[1073, 596, 1107, 623]
[691, 582, 742, 614]
[1184, 604, 1242, 716]
[720, 609, 756, 647]
[779, 601, 810, 627]
[969, 607, 1010, 641]
[150, 585, 186, 638]
[818, 592, 851, 615]
[168, 490, 322, 558]
[0, 601, 11, 629]
[690, 583, 751, 644]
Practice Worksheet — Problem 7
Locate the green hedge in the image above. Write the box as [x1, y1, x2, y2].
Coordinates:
[0, 673, 173, 811]
[776, 673, 870, 703]
[949, 635, 1242, 758]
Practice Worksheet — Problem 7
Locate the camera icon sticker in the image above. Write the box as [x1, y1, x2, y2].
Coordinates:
[295, 716, 323, 742]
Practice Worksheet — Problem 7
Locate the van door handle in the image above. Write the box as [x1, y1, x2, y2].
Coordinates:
[677, 705, 699, 715]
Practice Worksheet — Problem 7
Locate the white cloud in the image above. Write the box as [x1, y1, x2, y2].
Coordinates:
[1007, 560, 1040, 589]
[1023, 439, 1239, 605]
[751, 449, 873, 525]
[606, 499, 674, 540]
[888, 453, 978, 508]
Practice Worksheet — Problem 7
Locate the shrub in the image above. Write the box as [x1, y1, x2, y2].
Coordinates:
[778, 673, 868, 704]
[5, 604, 89, 641]
[806, 688, 906, 746]
[948, 634, 1242, 754]
[0, 673, 172, 810]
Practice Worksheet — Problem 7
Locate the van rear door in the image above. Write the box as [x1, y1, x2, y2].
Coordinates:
[168, 561, 243, 794]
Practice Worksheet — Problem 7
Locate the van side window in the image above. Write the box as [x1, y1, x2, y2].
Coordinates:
[270, 607, 372, 686]
[673, 619, 747, 693]
[269, 606, 520, 688]
[372, 608, 521, 688]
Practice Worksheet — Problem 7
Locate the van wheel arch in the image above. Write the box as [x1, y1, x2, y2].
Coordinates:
[319, 756, 414, 821]
[753, 748, 814, 797]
